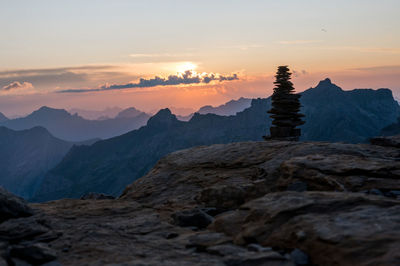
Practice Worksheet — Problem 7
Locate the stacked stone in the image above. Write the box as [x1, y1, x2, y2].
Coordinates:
[267, 66, 305, 140]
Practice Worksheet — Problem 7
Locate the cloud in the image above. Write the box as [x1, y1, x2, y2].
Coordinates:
[279, 40, 323, 45]
[351, 65, 400, 72]
[0, 65, 134, 92]
[2, 81, 34, 91]
[58, 70, 239, 93]
[293, 70, 308, 77]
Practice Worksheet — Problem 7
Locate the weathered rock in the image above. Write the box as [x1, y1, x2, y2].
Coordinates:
[80, 192, 115, 200]
[5, 141, 400, 265]
[276, 154, 400, 193]
[186, 232, 232, 250]
[0, 256, 7, 266]
[31, 199, 227, 265]
[370, 135, 400, 148]
[206, 244, 247, 256]
[369, 188, 384, 196]
[387, 190, 400, 199]
[0, 217, 50, 242]
[290, 249, 309, 265]
[247, 243, 273, 253]
[224, 250, 293, 266]
[122, 141, 400, 206]
[286, 181, 308, 192]
[172, 208, 214, 229]
[9, 243, 57, 265]
[211, 191, 400, 266]
[0, 187, 33, 223]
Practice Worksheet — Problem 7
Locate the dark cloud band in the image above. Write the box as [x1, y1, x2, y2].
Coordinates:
[58, 70, 239, 93]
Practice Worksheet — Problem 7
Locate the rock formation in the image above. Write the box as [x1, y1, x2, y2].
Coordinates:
[2, 136, 399, 265]
[267, 66, 304, 140]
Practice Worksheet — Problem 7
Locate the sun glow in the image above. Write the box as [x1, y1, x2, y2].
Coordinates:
[176, 62, 198, 73]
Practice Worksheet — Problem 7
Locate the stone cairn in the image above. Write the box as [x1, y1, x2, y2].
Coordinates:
[264, 66, 305, 141]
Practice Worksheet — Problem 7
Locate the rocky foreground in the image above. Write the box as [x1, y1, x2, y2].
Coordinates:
[1, 138, 400, 265]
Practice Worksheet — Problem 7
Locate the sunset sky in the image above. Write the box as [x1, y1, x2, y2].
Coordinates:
[1, 0, 399, 116]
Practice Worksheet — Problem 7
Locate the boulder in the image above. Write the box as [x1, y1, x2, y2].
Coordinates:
[370, 135, 400, 148]
[0, 217, 50, 242]
[9, 243, 57, 265]
[122, 141, 400, 205]
[172, 208, 214, 229]
[211, 191, 400, 266]
[80, 192, 115, 200]
[0, 187, 33, 223]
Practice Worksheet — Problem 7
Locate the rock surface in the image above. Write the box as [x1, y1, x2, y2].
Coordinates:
[370, 135, 400, 148]
[2, 139, 400, 265]
[0, 187, 33, 223]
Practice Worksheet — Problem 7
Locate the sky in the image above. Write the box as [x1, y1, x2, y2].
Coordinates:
[0, 0, 399, 116]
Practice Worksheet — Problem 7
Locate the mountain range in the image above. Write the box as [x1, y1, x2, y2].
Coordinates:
[198, 97, 252, 115]
[300, 78, 400, 142]
[0, 106, 150, 142]
[69, 107, 124, 120]
[0, 127, 75, 198]
[32, 79, 400, 201]
[176, 97, 252, 121]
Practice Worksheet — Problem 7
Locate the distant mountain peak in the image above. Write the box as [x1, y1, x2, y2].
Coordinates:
[197, 97, 252, 116]
[147, 108, 179, 128]
[316, 78, 336, 88]
[30, 106, 72, 119]
[307, 78, 343, 94]
[116, 107, 144, 119]
[320, 78, 332, 84]
[36, 106, 68, 113]
[36, 106, 66, 113]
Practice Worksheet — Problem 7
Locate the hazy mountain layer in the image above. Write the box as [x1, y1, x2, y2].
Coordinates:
[33, 79, 400, 201]
[0, 106, 150, 142]
[116, 107, 146, 119]
[177, 97, 252, 121]
[69, 107, 123, 120]
[0, 127, 74, 198]
[0, 112, 8, 123]
[197, 97, 252, 116]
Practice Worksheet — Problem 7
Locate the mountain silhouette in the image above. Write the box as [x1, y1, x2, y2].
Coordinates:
[177, 97, 252, 121]
[0, 106, 150, 142]
[300, 78, 400, 142]
[32, 79, 400, 201]
[197, 97, 252, 116]
[116, 107, 147, 119]
[0, 126, 74, 198]
[69, 107, 124, 120]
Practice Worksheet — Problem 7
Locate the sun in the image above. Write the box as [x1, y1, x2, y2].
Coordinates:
[176, 62, 198, 73]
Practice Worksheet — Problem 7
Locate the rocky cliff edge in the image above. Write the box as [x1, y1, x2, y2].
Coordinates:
[1, 138, 400, 265]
